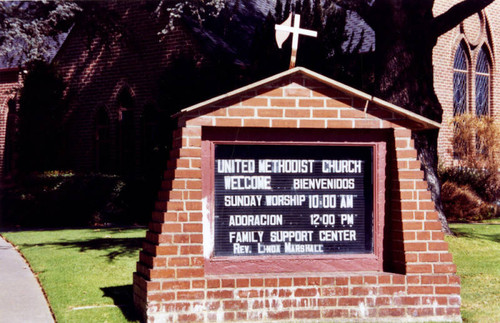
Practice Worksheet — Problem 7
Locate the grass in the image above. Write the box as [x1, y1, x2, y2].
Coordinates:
[1, 224, 499, 322]
[481, 218, 500, 224]
[1, 227, 146, 323]
[446, 223, 500, 323]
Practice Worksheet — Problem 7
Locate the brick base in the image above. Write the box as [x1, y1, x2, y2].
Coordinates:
[134, 272, 460, 322]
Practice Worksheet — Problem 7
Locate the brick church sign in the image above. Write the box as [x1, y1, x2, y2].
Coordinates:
[134, 67, 461, 322]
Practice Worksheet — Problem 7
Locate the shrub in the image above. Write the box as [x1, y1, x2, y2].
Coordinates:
[440, 113, 500, 222]
[441, 181, 498, 222]
[451, 113, 500, 172]
[438, 166, 500, 204]
[0, 172, 154, 227]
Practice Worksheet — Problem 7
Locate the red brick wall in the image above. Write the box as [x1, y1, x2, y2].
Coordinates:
[54, 1, 201, 173]
[433, 1, 500, 165]
[134, 72, 460, 322]
[0, 69, 19, 179]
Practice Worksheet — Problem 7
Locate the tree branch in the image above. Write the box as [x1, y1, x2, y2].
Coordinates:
[332, 0, 373, 24]
[431, 0, 494, 38]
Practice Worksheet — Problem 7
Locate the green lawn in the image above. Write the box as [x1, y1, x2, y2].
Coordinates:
[446, 223, 500, 323]
[1, 224, 499, 322]
[1, 228, 146, 323]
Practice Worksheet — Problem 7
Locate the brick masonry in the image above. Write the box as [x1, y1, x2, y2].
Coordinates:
[0, 3, 203, 178]
[0, 68, 20, 179]
[51, 1, 201, 173]
[133, 68, 461, 322]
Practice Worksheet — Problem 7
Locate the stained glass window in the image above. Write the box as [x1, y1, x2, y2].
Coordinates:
[475, 48, 490, 116]
[453, 44, 468, 116]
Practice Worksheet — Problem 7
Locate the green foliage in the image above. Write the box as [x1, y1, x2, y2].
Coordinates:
[0, 1, 81, 67]
[155, 0, 226, 35]
[446, 223, 500, 322]
[1, 172, 153, 228]
[0, 1, 125, 67]
[1, 228, 146, 322]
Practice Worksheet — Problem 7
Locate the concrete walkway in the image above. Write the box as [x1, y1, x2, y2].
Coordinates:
[0, 236, 55, 323]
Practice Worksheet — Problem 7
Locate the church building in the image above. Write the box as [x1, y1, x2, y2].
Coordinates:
[0, 0, 499, 180]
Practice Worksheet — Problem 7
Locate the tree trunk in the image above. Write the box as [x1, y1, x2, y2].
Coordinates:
[334, 0, 496, 235]
[370, 2, 453, 234]
[414, 130, 452, 234]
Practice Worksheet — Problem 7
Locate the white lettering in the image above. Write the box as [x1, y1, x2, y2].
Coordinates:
[258, 159, 315, 173]
[322, 160, 362, 173]
[217, 159, 255, 173]
[319, 230, 357, 241]
[228, 214, 283, 226]
[233, 243, 252, 254]
[257, 243, 281, 254]
[293, 178, 355, 190]
[340, 214, 355, 226]
[340, 195, 354, 208]
[308, 195, 337, 208]
[224, 195, 262, 207]
[284, 243, 324, 253]
[224, 176, 271, 190]
[270, 230, 313, 242]
[265, 195, 306, 206]
[230, 231, 264, 243]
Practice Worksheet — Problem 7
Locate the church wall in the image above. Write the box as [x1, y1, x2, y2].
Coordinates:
[53, 1, 200, 174]
[433, 0, 500, 166]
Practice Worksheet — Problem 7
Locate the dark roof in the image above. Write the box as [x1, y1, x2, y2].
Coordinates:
[188, 0, 375, 65]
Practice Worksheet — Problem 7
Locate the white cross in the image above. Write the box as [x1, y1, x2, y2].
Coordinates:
[275, 14, 318, 69]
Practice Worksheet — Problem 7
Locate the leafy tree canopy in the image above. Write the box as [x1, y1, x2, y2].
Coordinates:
[0, 1, 124, 68]
[0, 1, 81, 68]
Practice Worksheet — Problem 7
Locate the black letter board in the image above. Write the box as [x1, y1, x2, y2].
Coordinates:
[214, 144, 373, 257]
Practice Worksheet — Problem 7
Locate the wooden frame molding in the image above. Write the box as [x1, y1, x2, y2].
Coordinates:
[201, 127, 387, 275]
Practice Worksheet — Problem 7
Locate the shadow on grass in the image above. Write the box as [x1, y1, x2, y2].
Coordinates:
[451, 227, 500, 243]
[15, 235, 144, 261]
[101, 285, 140, 322]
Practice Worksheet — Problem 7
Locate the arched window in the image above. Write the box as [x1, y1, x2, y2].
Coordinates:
[95, 107, 111, 172]
[141, 104, 164, 176]
[475, 47, 490, 116]
[453, 43, 468, 116]
[117, 86, 135, 174]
